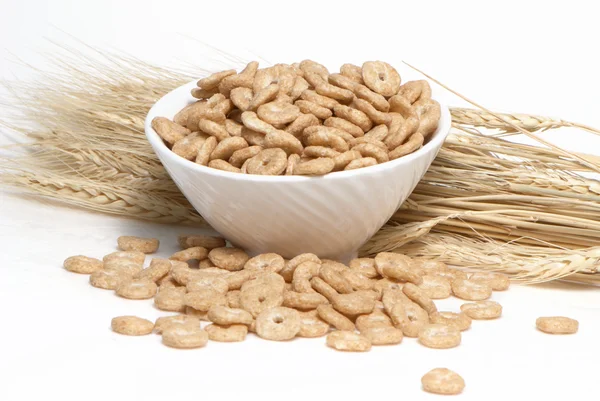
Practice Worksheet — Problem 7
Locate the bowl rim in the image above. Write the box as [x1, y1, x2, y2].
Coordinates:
[145, 80, 451, 183]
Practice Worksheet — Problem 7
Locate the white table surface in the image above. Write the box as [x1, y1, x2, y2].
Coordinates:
[1, 1, 599, 400]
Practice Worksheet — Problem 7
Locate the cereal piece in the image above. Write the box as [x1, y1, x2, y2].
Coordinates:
[283, 291, 329, 310]
[333, 104, 372, 132]
[360, 326, 403, 345]
[224, 269, 260, 290]
[240, 284, 284, 317]
[470, 272, 510, 291]
[187, 276, 228, 294]
[362, 61, 401, 97]
[451, 279, 492, 301]
[229, 87, 253, 111]
[419, 275, 452, 300]
[162, 325, 209, 349]
[403, 283, 437, 315]
[381, 286, 411, 312]
[389, 302, 429, 337]
[354, 84, 390, 112]
[292, 261, 321, 293]
[328, 73, 358, 92]
[257, 101, 301, 125]
[421, 368, 465, 396]
[300, 89, 338, 109]
[352, 143, 389, 164]
[170, 246, 209, 263]
[241, 111, 278, 135]
[196, 119, 229, 141]
[419, 324, 461, 349]
[364, 124, 389, 141]
[331, 150, 362, 171]
[210, 137, 248, 161]
[184, 288, 227, 311]
[375, 252, 422, 284]
[293, 100, 332, 120]
[248, 83, 279, 111]
[116, 279, 158, 300]
[410, 258, 448, 273]
[290, 76, 310, 100]
[185, 306, 209, 321]
[111, 316, 154, 336]
[304, 129, 350, 153]
[244, 253, 285, 273]
[352, 98, 391, 125]
[208, 159, 242, 173]
[103, 259, 143, 276]
[280, 253, 320, 283]
[285, 153, 300, 175]
[319, 265, 353, 294]
[151, 117, 191, 145]
[299, 59, 329, 80]
[294, 157, 335, 176]
[204, 323, 247, 342]
[154, 315, 200, 334]
[197, 69, 236, 90]
[134, 258, 171, 282]
[460, 300, 502, 320]
[388, 132, 424, 160]
[253, 66, 294, 95]
[332, 291, 376, 316]
[536, 316, 579, 334]
[264, 130, 303, 155]
[172, 132, 209, 160]
[324, 117, 364, 138]
[373, 278, 403, 299]
[218, 61, 259, 96]
[242, 272, 286, 293]
[229, 145, 262, 168]
[117, 236, 159, 254]
[64, 255, 103, 274]
[349, 258, 379, 278]
[227, 290, 242, 308]
[255, 307, 301, 341]
[178, 235, 225, 250]
[187, 109, 226, 131]
[245, 148, 288, 175]
[303, 146, 340, 159]
[415, 99, 441, 139]
[157, 274, 182, 289]
[285, 113, 320, 138]
[326, 331, 371, 352]
[154, 287, 186, 312]
[340, 63, 363, 83]
[430, 312, 472, 331]
[315, 82, 354, 103]
[207, 305, 253, 326]
[208, 247, 249, 271]
[433, 268, 469, 281]
[195, 135, 218, 166]
[103, 251, 145, 265]
[297, 311, 330, 338]
[317, 305, 355, 331]
[89, 269, 129, 290]
[174, 102, 198, 126]
[224, 119, 244, 137]
[349, 136, 388, 150]
[356, 311, 393, 332]
[398, 80, 432, 104]
[191, 87, 218, 99]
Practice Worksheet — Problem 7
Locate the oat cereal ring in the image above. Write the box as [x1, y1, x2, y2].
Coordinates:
[195, 136, 218, 166]
[154, 315, 200, 334]
[256, 101, 300, 126]
[242, 272, 286, 293]
[300, 89, 339, 109]
[196, 119, 229, 141]
[327, 331, 371, 352]
[191, 87, 218, 99]
[207, 305, 253, 326]
[315, 82, 354, 103]
[209, 137, 248, 162]
[208, 247, 249, 271]
[244, 253, 285, 273]
[418, 323, 461, 349]
[340, 269, 374, 291]
[154, 287, 186, 312]
[433, 268, 469, 282]
[389, 302, 429, 338]
[224, 270, 261, 291]
[264, 130, 303, 156]
[64, 255, 103, 274]
[418, 275, 451, 300]
[364, 124, 389, 141]
[184, 288, 227, 311]
[240, 127, 266, 148]
[241, 111, 278, 135]
[460, 300, 502, 320]
[116, 279, 158, 300]
[214, 99, 234, 116]
[403, 283, 437, 315]
[297, 311, 330, 338]
[317, 305, 355, 331]
[375, 252, 422, 284]
[228, 145, 261, 168]
[290, 76, 310, 100]
[324, 117, 364, 138]
[170, 265, 200, 285]
[362, 61, 401, 97]
[89, 269, 129, 290]
[280, 253, 321, 283]
[178, 235, 225, 250]
[240, 284, 284, 317]
[117, 236, 159, 254]
[172, 132, 208, 160]
[451, 279, 492, 301]
[353, 84, 390, 112]
[204, 323, 247, 342]
[170, 246, 209, 263]
[319, 265, 353, 294]
[292, 261, 321, 293]
[187, 276, 229, 294]
[351, 143, 389, 164]
[245, 148, 288, 175]
[134, 258, 171, 283]
[111, 316, 154, 336]
[285, 113, 320, 138]
[254, 306, 301, 341]
[536, 316, 579, 334]
[356, 311, 393, 332]
[224, 119, 243, 137]
[398, 80, 432, 104]
[226, 290, 242, 308]
[247, 83, 279, 111]
[173, 102, 199, 126]
[103, 259, 143, 276]
[389, 132, 424, 160]
[253, 66, 290, 94]
[217, 61, 259, 96]
[352, 98, 391, 125]
[187, 109, 226, 131]
[344, 157, 377, 171]
[361, 326, 403, 346]
[303, 146, 340, 159]
[283, 291, 329, 310]
[340, 63, 364, 83]
[381, 286, 411, 313]
[229, 87, 253, 111]
[421, 368, 465, 396]
[328, 73, 358, 92]
[151, 117, 191, 145]
[349, 258, 379, 278]
[197, 69, 236, 90]
[332, 291, 376, 316]
[299, 60, 329, 80]
[295, 100, 333, 120]
[162, 325, 209, 349]
[469, 272, 510, 291]
[333, 104, 372, 132]
[304, 130, 349, 153]
[416, 99, 441, 139]
[294, 157, 335, 176]
[185, 306, 209, 321]
[349, 137, 388, 150]
[331, 150, 362, 171]
[430, 311, 472, 331]
[283, 153, 299, 175]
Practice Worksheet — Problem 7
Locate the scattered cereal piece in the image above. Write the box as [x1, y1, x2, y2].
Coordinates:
[421, 368, 465, 395]
[326, 331, 371, 352]
[64, 255, 103, 274]
[117, 236, 159, 254]
[111, 316, 154, 336]
[536, 316, 579, 334]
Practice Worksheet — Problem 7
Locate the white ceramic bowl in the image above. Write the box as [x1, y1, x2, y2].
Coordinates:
[145, 81, 451, 262]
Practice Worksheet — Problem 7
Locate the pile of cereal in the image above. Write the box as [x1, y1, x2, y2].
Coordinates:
[151, 60, 441, 175]
[64, 235, 579, 396]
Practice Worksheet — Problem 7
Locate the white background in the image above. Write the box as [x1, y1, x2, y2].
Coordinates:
[1, 1, 599, 400]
